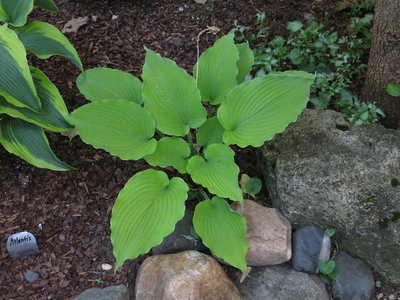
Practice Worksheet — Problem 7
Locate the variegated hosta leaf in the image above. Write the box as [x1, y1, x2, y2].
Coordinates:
[193, 196, 248, 271]
[187, 143, 242, 202]
[34, 0, 58, 12]
[0, 66, 72, 132]
[76, 68, 142, 104]
[142, 48, 207, 136]
[15, 21, 82, 70]
[111, 169, 189, 269]
[196, 116, 224, 147]
[218, 71, 315, 147]
[0, 24, 40, 111]
[0, 116, 72, 170]
[70, 100, 156, 160]
[0, 0, 34, 27]
[193, 32, 239, 105]
[236, 42, 254, 84]
[144, 137, 190, 173]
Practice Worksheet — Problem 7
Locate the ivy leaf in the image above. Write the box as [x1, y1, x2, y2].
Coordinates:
[240, 174, 262, 197]
[34, 0, 58, 12]
[194, 32, 239, 105]
[111, 169, 189, 269]
[318, 260, 336, 274]
[387, 83, 400, 97]
[144, 137, 191, 173]
[329, 264, 341, 280]
[325, 228, 336, 237]
[76, 68, 142, 104]
[218, 71, 314, 147]
[70, 100, 157, 160]
[187, 143, 242, 202]
[142, 48, 206, 136]
[193, 196, 248, 271]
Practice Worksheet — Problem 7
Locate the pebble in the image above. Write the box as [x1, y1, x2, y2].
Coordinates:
[101, 263, 112, 271]
[24, 270, 40, 282]
[292, 226, 331, 273]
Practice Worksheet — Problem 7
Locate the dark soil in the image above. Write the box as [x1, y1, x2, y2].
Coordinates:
[0, 0, 397, 299]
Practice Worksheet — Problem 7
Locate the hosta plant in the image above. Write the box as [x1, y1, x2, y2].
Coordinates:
[0, 0, 82, 170]
[70, 32, 314, 271]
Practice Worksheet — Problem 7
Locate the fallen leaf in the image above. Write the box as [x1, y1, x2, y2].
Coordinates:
[239, 267, 252, 283]
[62, 16, 89, 33]
[61, 129, 78, 141]
[194, 0, 207, 4]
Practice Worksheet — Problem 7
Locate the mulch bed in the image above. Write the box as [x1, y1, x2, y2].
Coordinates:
[0, 0, 396, 299]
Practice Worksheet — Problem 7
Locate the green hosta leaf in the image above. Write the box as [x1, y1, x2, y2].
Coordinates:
[70, 100, 156, 160]
[0, 24, 40, 111]
[236, 42, 254, 84]
[111, 169, 189, 269]
[196, 116, 224, 147]
[15, 21, 82, 70]
[194, 32, 239, 105]
[76, 68, 142, 104]
[0, 0, 34, 27]
[387, 83, 400, 97]
[144, 137, 190, 173]
[0, 67, 72, 132]
[318, 260, 336, 274]
[142, 48, 206, 136]
[218, 71, 314, 147]
[187, 143, 242, 202]
[34, 0, 58, 12]
[0, 116, 72, 170]
[193, 196, 248, 271]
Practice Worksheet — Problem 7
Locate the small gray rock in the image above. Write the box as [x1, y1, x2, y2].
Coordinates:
[24, 270, 40, 282]
[332, 251, 375, 300]
[152, 209, 208, 255]
[239, 265, 330, 300]
[73, 285, 129, 300]
[292, 226, 331, 273]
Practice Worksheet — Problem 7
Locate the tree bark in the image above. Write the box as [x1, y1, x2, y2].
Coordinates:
[361, 0, 400, 128]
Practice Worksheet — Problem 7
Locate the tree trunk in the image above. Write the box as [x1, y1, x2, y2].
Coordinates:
[361, 0, 400, 128]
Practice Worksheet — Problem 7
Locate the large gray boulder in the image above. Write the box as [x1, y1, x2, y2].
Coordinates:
[258, 109, 400, 284]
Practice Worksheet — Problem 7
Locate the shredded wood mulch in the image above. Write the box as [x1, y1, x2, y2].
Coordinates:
[0, 0, 397, 299]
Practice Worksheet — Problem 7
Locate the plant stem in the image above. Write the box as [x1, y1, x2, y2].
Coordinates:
[187, 130, 196, 155]
[199, 187, 210, 200]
